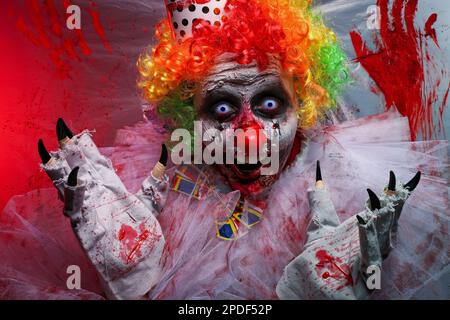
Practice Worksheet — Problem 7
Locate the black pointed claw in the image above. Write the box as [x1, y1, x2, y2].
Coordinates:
[356, 215, 366, 225]
[388, 171, 396, 191]
[56, 118, 74, 141]
[404, 171, 421, 192]
[316, 160, 322, 182]
[367, 189, 381, 210]
[159, 144, 168, 166]
[67, 167, 79, 187]
[38, 139, 51, 164]
[63, 121, 74, 139]
[56, 118, 67, 141]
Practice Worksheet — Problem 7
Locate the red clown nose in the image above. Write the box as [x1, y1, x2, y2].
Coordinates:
[235, 124, 268, 157]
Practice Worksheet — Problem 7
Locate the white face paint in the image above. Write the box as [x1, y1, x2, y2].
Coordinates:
[194, 53, 300, 196]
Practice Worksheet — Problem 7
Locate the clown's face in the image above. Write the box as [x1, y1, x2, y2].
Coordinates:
[194, 54, 300, 196]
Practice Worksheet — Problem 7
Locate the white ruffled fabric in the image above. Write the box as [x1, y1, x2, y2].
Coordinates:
[0, 111, 448, 299]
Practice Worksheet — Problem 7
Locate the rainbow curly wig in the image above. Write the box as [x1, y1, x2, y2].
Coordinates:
[138, 0, 348, 130]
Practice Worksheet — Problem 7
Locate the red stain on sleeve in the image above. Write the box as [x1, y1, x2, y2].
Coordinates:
[315, 249, 353, 289]
[118, 222, 161, 264]
[118, 224, 137, 263]
[126, 224, 151, 264]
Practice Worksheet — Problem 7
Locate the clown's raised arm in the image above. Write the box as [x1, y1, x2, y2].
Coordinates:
[38, 119, 169, 300]
[276, 162, 422, 299]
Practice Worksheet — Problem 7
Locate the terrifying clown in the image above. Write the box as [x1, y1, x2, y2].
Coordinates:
[0, 0, 449, 300]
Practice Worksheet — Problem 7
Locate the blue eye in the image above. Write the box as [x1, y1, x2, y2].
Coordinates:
[261, 98, 279, 110]
[214, 102, 235, 119]
[255, 97, 285, 118]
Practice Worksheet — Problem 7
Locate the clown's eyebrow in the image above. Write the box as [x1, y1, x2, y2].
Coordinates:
[200, 77, 291, 112]
[250, 80, 290, 105]
[205, 70, 281, 88]
[200, 87, 242, 112]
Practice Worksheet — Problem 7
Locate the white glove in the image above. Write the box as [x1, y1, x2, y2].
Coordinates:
[38, 119, 170, 299]
[276, 161, 421, 299]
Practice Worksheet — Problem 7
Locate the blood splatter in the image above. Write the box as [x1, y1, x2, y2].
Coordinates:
[118, 222, 161, 264]
[0, 0, 154, 211]
[45, 0, 63, 37]
[62, 0, 92, 56]
[14, 0, 112, 78]
[88, 3, 112, 53]
[350, 0, 448, 140]
[424, 13, 439, 47]
[315, 249, 353, 289]
[439, 84, 450, 132]
[127, 224, 152, 263]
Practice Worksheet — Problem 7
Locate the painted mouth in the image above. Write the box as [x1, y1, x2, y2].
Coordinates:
[235, 162, 262, 172]
[231, 161, 263, 181]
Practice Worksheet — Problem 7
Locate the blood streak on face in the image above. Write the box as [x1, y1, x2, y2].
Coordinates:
[194, 53, 300, 197]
